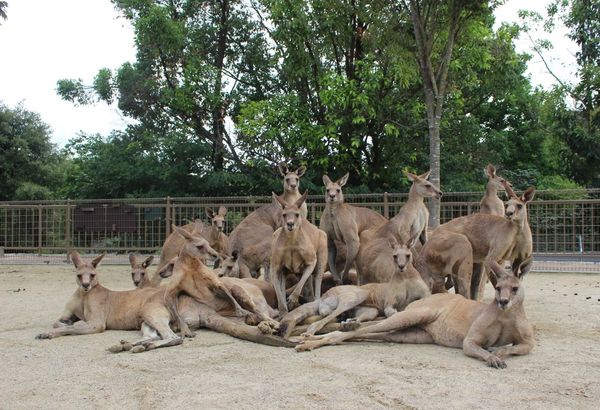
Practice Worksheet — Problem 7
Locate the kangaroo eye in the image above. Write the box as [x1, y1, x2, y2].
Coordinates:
[90, 274, 96, 279]
[495, 286, 501, 291]
[517, 204, 523, 209]
[336, 188, 340, 193]
[512, 287, 519, 293]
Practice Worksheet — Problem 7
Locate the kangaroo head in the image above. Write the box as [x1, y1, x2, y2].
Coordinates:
[70, 251, 105, 292]
[388, 235, 415, 273]
[489, 259, 530, 310]
[273, 190, 308, 232]
[279, 163, 306, 194]
[172, 224, 220, 262]
[128, 254, 154, 288]
[322, 173, 349, 204]
[217, 250, 240, 278]
[484, 164, 511, 191]
[206, 206, 227, 232]
[404, 170, 443, 199]
[504, 185, 535, 223]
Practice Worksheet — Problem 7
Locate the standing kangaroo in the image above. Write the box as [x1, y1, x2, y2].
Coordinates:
[319, 173, 387, 285]
[479, 164, 511, 216]
[357, 170, 442, 284]
[278, 162, 308, 219]
[270, 191, 327, 314]
[436, 186, 535, 300]
[296, 259, 535, 369]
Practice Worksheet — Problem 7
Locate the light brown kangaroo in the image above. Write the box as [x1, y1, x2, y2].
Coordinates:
[270, 191, 327, 314]
[435, 187, 535, 300]
[296, 259, 535, 369]
[357, 170, 442, 284]
[479, 164, 511, 216]
[158, 225, 280, 337]
[278, 162, 308, 219]
[155, 208, 229, 274]
[278, 235, 430, 339]
[319, 173, 387, 285]
[128, 254, 155, 288]
[35, 251, 182, 353]
[414, 230, 473, 297]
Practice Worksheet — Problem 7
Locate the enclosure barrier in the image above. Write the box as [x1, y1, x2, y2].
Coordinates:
[1, 189, 599, 272]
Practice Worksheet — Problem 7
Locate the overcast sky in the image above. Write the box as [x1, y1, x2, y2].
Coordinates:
[0, 0, 578, 148]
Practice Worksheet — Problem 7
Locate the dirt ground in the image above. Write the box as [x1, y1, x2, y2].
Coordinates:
[1, 265, 599, 410]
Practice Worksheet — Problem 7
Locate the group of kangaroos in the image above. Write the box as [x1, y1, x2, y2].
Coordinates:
[36, 163, 535, 369]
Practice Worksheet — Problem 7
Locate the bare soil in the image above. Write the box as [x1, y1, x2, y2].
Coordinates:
[1, 264, 599, 409]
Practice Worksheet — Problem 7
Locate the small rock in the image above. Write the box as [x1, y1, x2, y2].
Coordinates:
[574, 293, 578, 296]
[586, 296, 591, 300]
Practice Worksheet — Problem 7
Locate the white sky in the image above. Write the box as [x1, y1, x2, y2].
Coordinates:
[0, 0, 578, 148]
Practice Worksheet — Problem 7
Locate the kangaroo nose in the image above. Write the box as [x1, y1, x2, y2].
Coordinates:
[133, 280, 140, 286]
[82, 283, 90, 289]
[506, 211, 513, 217]
[499, 299, 509, 307]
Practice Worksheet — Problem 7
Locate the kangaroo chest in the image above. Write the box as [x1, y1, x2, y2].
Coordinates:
[281, 248, 312, 273]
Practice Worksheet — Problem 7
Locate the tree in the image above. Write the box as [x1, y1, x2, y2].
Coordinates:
[0, 1, 8, 24]
[400, 0, 496, 227]
[0, 102, 64, 200]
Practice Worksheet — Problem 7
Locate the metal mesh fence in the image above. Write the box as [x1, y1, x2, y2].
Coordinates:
[1, 189, 599, 272]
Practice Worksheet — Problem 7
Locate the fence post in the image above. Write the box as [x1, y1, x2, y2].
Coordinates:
[38, 204, 42, 255]
[165, 196, 172, 237]
[383, 192, 389, 219]
[311, 203, 316, 225]
[65, 199, 72, 261]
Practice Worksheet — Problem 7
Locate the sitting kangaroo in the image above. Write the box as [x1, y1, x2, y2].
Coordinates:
[296, 259, 535, 369]
[278, 235, 430, 339]
[36, 251, 182, 353]
[129, 254, 155, 288]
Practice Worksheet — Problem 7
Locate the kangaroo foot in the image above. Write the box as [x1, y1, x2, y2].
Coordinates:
[340, 318, 361, 331]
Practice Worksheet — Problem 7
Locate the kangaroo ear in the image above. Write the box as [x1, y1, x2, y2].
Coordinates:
[486, 164, 496, 178]
[218, 206, 227, 216]
[295, 166, 306, 177]
[322, 175, 332, 186]
[488, 260, 508, 281]
[70, 251, 84, 269]
[387, 235, 398, 249]
[272, 192, 288, 209]
[157, 258, 177, 279]
[142, 255, 154, 268]
[295, 190, 308, 209]
[206, 208, 215, 219]
[278, 162, 288, 176]
[128, 253, 137, 267]
[502, 180, 517, 199]
[522, 187, 536, 203]
[91, 252, 106, 268]
[338, 173, 349, 187]
[173, 224, 193, 241]
[418, 170, 431, 180]
[403, 170, 416, 182]
[516, 256, 533, 279]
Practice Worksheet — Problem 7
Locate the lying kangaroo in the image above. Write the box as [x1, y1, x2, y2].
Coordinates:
[35, 251, 182, 352]
[414, 230, 473, 297]
[129, 254, 155, 288]
[296, 259, 535, 369]
[278, 235, 430, 338]
[158, 225, 280, 336]
[270, 191, 327, 314]
[320, 173, 387, 285]
[357, 170, 442, 284]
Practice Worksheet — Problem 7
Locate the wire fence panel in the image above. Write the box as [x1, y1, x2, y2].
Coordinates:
[1, 189, 599, 273]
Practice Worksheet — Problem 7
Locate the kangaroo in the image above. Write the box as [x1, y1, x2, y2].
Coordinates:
[479, 164, 511, 216]
[357, 170, 442, 284]
[296, 259, 535, 369]
[35, 251, 182, 353]
[320, 173, 387, 285]
[278, 235, 430, 339]
[414, 230, 473, 297]
[128, 254, 155, 288]
[270, 191, 327, 314]
[434, 186, 535, 300]
[157, 225, 280, 336]
[155, 208, 229, 275]
[278, 162, 308, 219]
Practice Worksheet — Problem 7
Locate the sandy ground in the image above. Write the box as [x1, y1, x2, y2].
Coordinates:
[1, 265, 599, 410]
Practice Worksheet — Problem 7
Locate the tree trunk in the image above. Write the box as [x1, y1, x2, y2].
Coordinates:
[212, 0, 229, 172]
